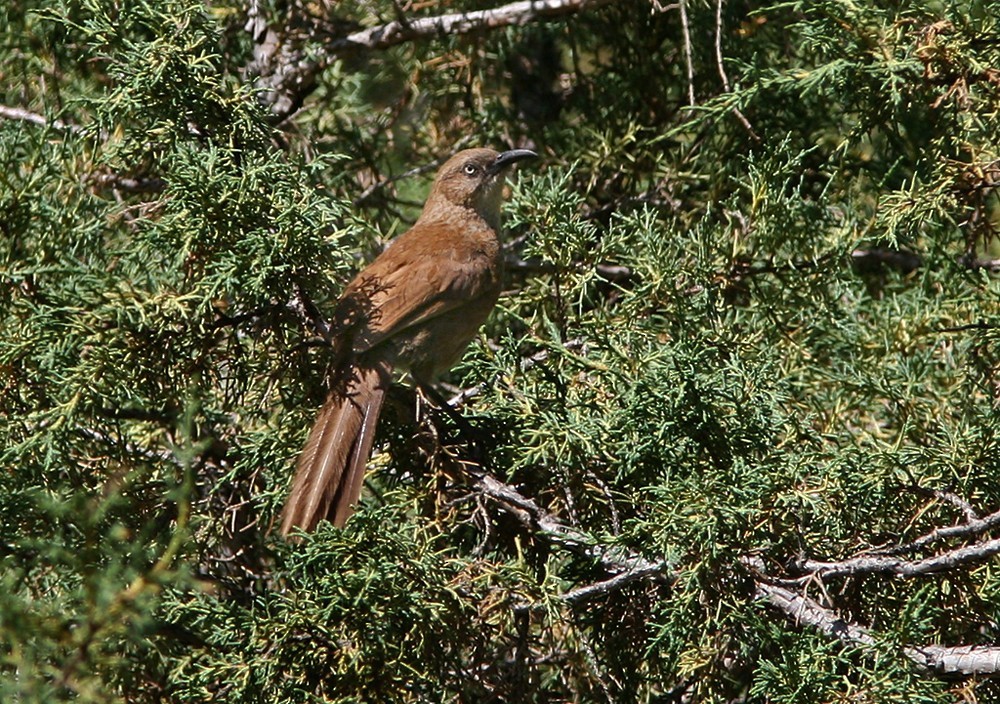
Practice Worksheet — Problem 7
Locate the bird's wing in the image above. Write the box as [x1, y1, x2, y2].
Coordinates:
[334, 223, 499, 355]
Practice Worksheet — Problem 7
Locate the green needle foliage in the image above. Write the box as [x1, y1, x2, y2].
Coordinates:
[3, 0, 1000, 701]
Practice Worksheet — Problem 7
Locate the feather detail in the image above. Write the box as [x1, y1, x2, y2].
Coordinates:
[280, 360, 391, 536]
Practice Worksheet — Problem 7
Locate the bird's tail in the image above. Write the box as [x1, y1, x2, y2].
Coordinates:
[280, 359, 391, 536]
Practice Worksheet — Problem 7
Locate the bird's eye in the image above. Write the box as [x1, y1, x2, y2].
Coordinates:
[463, 164, 478, 176]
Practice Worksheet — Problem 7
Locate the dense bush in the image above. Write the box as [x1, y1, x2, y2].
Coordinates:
[2, 0, 1000, 700]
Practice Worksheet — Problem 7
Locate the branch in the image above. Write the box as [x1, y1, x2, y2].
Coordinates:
[328, 0, 620, 56]
[793, 537, 1000, 581]
[785, 503, 1000, 580]
[877, 507, 1000, 556]
[755, 582, 875, 646]
[89, 173, 165, 193]
[959, 253, 1000, 272]
[677, 0, 695, 106]
[0, 104, 81, 133]
[902, 484, 978, 522]
[756, 582, 1000, 675]
[559, 561, 668, 603]
[468, 468, 669, 579]
[850, 248, 923, 274]
[713, 0, 758, 140]
[250, 0, 621, 119]
[467, 468, 672, 613]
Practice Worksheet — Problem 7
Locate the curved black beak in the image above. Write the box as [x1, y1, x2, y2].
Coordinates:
[488, 148, 538, 175]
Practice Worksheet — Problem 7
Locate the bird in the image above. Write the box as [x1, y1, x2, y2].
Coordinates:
[280, 147, 537, 536]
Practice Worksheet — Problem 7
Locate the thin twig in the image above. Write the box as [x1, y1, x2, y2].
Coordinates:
[872, 506, 1000, 557]
[678, 0, 696, 106]
[713, 0, 731, 92]
[0, 104, 81, 133]
[713, 0, 758, 140]
[903, 484, 979, 522]
[560, 562, 668, 604]
[89, 173, 166, 193]
[932, 321, 999, 334]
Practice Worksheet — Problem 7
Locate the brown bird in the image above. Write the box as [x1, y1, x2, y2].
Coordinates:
[280, 147, 537, 535]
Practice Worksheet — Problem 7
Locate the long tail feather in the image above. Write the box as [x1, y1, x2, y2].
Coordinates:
[280, 360, 391, 536]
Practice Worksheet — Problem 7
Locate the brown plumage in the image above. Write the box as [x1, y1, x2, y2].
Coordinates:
[280, 147, 537, 536]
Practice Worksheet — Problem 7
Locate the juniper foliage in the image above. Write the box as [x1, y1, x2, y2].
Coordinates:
[2, 0, 1000, 701]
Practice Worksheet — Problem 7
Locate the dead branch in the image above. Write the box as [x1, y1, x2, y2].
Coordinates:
[678, 0, 695, 106]
[468, 469, 668, 582]
[250, 0, 622, 119]
[756, 582, 1000, 675]
[713, 0, 757, 140]
[472, 466, 1000, 674]
[0, 104, 81, 133]
[794, 537, 1000, 581]
[902, 484, 979, 522]
[876, 507, 1000, 556]
[329, 0, 620, 55]
[850, 248, 923, 274]
[89, 173, 166, 193]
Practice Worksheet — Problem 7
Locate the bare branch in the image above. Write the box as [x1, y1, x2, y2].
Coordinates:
[560, 561, 669, 603]
[756, 582, 1000, 675]
[469, 469, 665, 577]
[480, 468, 1000, 670]
[866, 505, 1000, 558]
[678, 0, 695, 106]
[909, 643, 1000, 675]
[850, 248, 923, 274]
[89, 173, 166, 193]
[794, 536, 1000, 581]
[959, 253, 1000, 272]
[0, 104, 81, 133]
[756, 582, 876, 646]
[473, 467, 671, 613]
[713, 0, 758, 140]
[328, 0, 620, 56]
[933, 321, 1000, 334]
[902, 484, 979, 523]
[252, 0, 622, 119]
[713, 0, 730, 93]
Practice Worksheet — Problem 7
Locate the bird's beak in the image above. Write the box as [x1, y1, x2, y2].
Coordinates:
[487, 149, 538, 175]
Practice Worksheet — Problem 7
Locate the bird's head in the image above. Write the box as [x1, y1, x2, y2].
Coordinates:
[423, 147, 537, 227]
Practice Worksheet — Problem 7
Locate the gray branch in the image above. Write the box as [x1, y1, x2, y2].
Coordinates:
[794, 537, 1000, 581]
[757, 582, 1000, 675]
[469, 468, 1000, 677]
[328, 0, 620, 56]
[877, 506, 1000, 556]
[250, 0, 621, 119]
[470, 470, 666, 578]
[0, 104, 81, 133]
